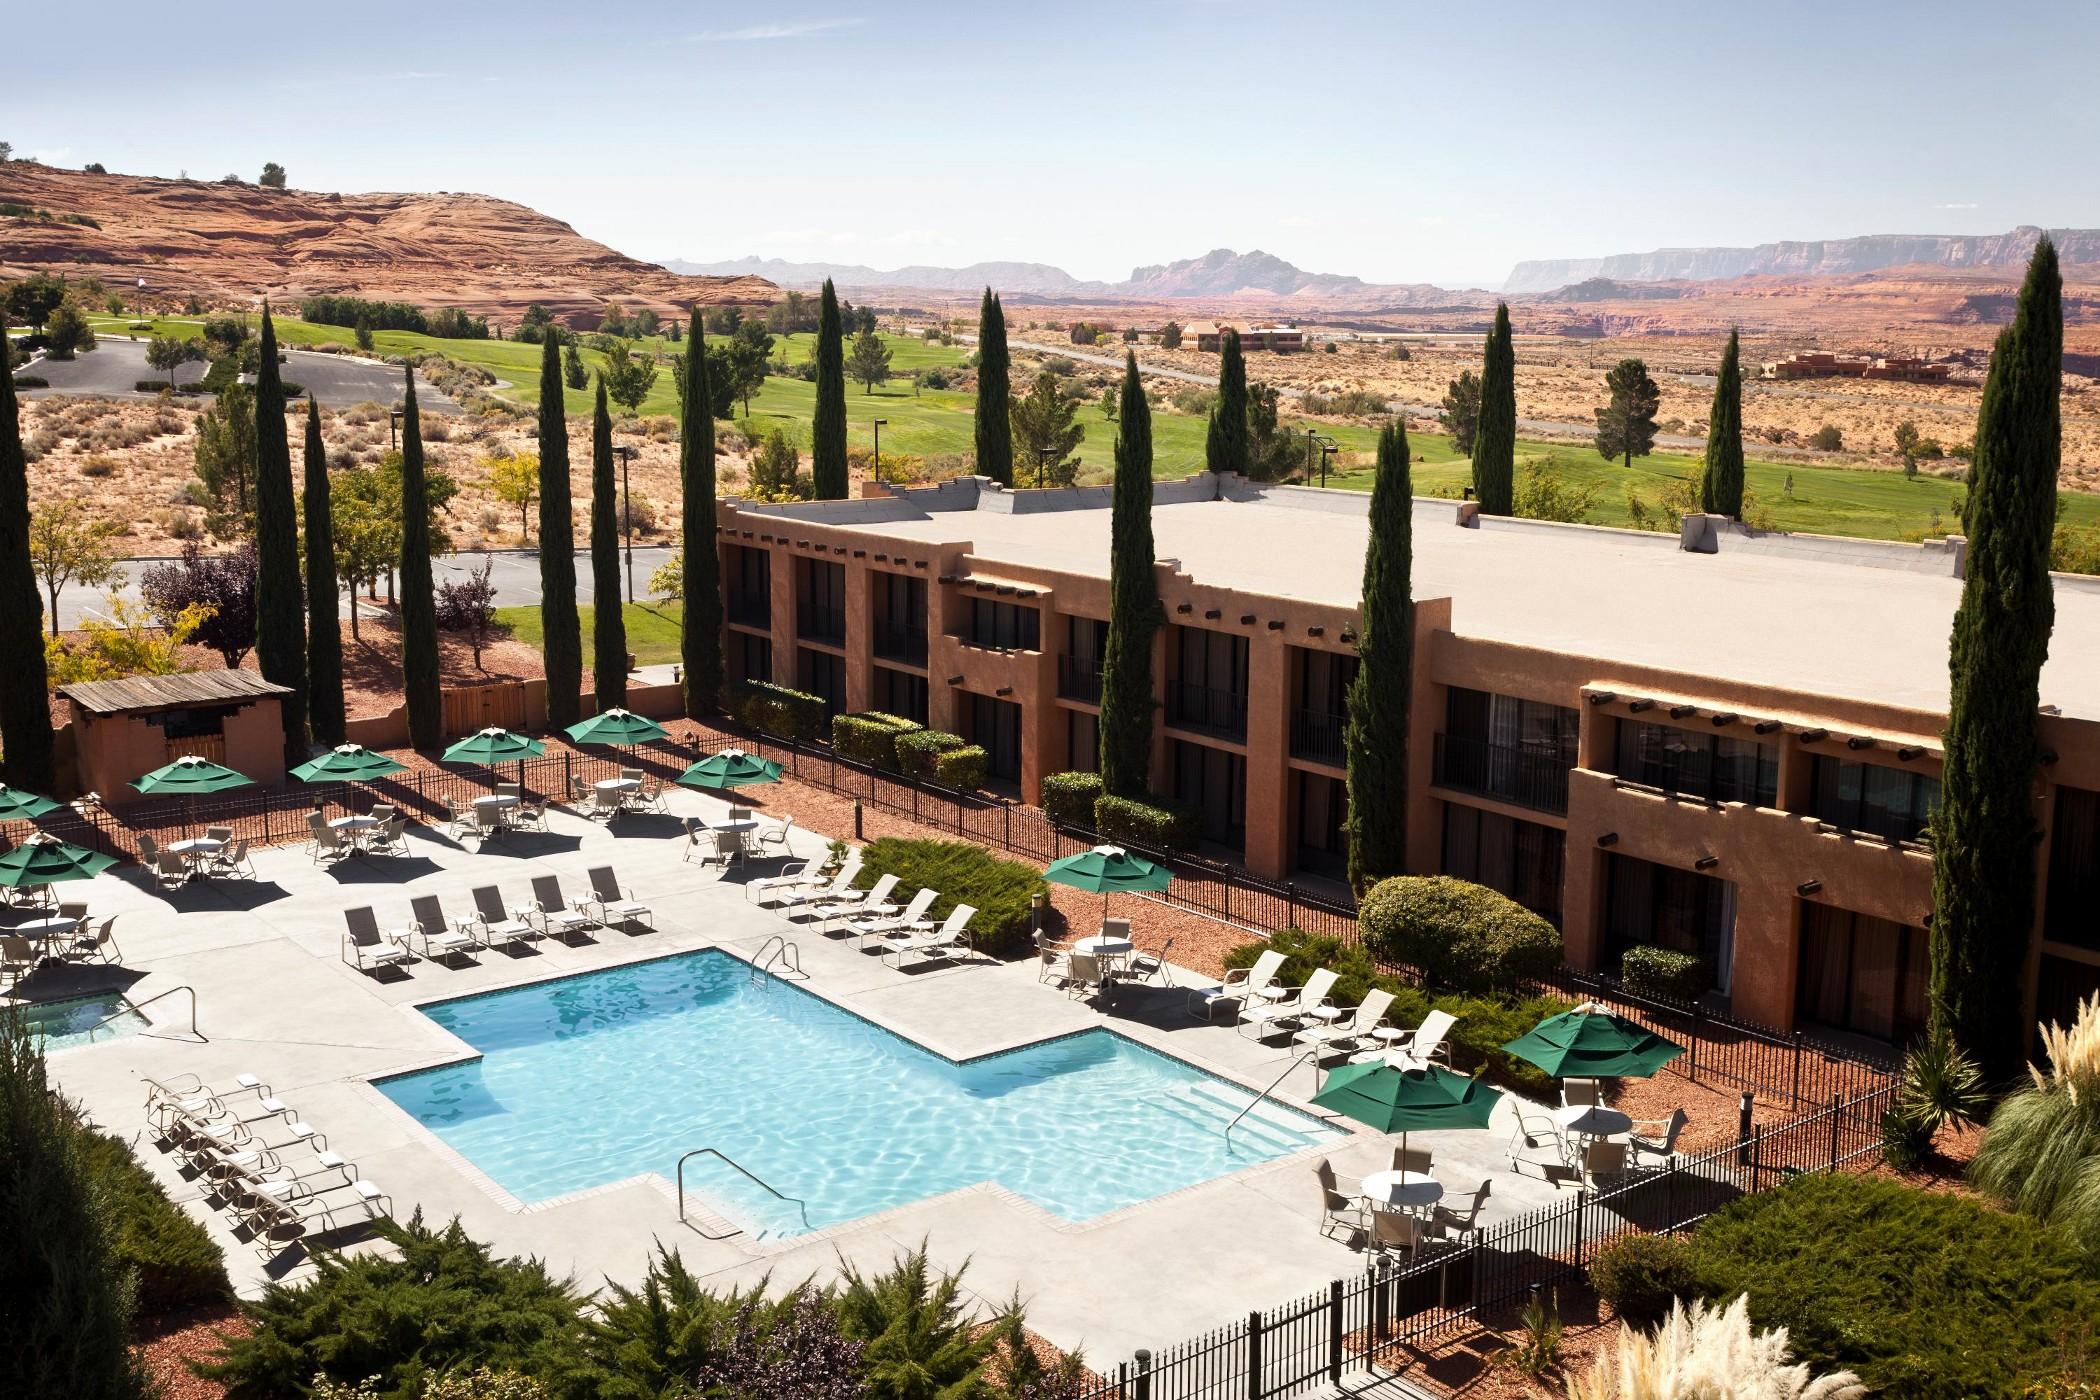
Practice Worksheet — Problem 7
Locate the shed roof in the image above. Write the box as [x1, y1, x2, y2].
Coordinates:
[58, 669, 292, 716]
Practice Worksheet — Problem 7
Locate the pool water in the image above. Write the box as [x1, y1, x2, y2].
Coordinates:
[379, 951, 1339, 1236]
[22, 992, 145, 1051]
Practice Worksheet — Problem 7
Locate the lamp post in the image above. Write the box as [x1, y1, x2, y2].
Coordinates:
[872, 419, 887, 485]
[390, 409, 403, 451]
[613, 444, 638, 602]
[1037, 445, 1054, 489]
[1304, 426, 1317, 484]
[1314, 434, 1338, 488]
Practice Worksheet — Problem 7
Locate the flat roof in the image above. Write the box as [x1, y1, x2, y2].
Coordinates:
[58, 669, 292, 716]
[797, 485, 2100, 723]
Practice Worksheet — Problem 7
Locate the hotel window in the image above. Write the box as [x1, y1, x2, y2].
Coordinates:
[1067, 710, 1100, 774]
[1168, 627, 1250, 738]
[1603, 853, 1736, 995]
[731, 632, 772, 685]
[873, 573, 928, 666]
[1436, 688, 1578, 813]
[1809, 756, 1938, 844]
[1614, 721, 1777, 806]
[795, 558, 846, 643]
[1796, 904, 1930, 1044]
[962, 598, 1040, 651]
[1172, 739, 1246, 849]
[1441, 804, 1564, 924]
[725, 546, 771, 628]
[795, 647, 846, 715]
[2046, 786, 2100, 950]
[963, 693, 1023, 783]
[1295, 771, 1349, 879]
[871, 666, 928, 725]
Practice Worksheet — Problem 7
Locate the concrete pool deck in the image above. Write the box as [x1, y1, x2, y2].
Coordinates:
[19, 789, 1573, 1363]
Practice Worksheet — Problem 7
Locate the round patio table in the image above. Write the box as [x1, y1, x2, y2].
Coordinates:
[1073, 933, 1134, 959]
[14, 913, 81, 944]
[595, 777, 640, 794]
[471, 794, 520, 811]
[712, 818, 759, 834]
[1360, 1169, 1444, 1210]
[329, 815, 378, 831]
[168, 837, 224, 858]
[1554, 1104, 1633, 1138]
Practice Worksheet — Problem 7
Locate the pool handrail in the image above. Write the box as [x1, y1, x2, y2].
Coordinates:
[751, 935, 808, 982]
[90, 984, 202, 1042]
[1225, 1045, 1318, 1138]
[676, 1146, 813, 1237]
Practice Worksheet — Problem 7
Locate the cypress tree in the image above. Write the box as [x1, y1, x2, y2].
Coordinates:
[536, 334, 582, 727]
[974, 288, 1013, 485]
[0, 324, 53, 791]
[1472, 303, 1516, 515]
[590, 377, 626, 711]
[811, 279, 848, 499]
[1206, 328, 1250, 477]
[1346, 419, 1413, 892]
[1699, 329, 1746, 518]
[1099, 352, 1159, 798]
[397, 368, 442, 750]
[252, 306, 307, 763]
[1930, 237, 2062, 1080]
[302, 396, 345, 745]
[680, 318, 724, 717]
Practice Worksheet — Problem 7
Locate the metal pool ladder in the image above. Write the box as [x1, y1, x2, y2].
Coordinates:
[676, 1147, 813, 1238]
[89, 985, 203, 1043]
[1225, 1046, 1318, 1138]
[752, 935, 807, 981]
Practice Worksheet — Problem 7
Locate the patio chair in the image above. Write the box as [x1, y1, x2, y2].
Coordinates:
[681, 816, 711, 861]
[1392, 1145, 1433, 1175]
[848, 886, 936, 950]
[728, 806, 753, 823]
[136, 833, 160, 868]
[1035, 930, 1072, 985]
[472, 804, 508, 841]
[1126, 934, 1174, 985]
[469, 885, 537, 951]
[368, 803, 398, 825]
[437, 795, 467, 838]
[568, 775, 590, 806]
[205, 824, 234, 844]
[1383, 1009, 1456, 1069]
[155, 850, 191, 888]
[1314, 1158, 1362, 1240]
[884, 903, 976, 970]
[1066, 951, 1109, 999]
[498, 782, 522, 801]
[1584, 1140, 1629, 1190]
[408, 895, 481, 966]
[1430, 1181, 1493, 1243]
[1238, 967, 1340, 1041]
[619, 767, 645, 785]
[1562, 1077, 1603, 1108]
[1368, 1206, 1423, 1259]
[1629, 1107, 1689, 1166]
[66, 915, 121, 965]
[371, 817, 408, 856]
[636, 778, 668, 813]
[711, 830, 746, 870]
[1507, 1101, 1567, 1170]
[585, 866, 653, 931]
[212, 838, 256, 879]
[342, 907, 413, 973]
[811, 872, 898, 934]
[13, 880, 53, 908]
[1189, 948, 1287, 1022]
[1, 935, 35, 988]
[590, 787, 624, 822]
[755, 816, 795, 858]
[309, 821, 347, 864]
[529, 875, 596, 942]
[512, 796, 548, 831]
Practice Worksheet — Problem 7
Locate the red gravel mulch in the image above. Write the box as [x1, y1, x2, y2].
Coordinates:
[135, 1305, 248, 1400]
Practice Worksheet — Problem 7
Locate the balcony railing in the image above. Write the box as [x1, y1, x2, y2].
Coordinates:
[796, 603, 845, 646]
[1432, 733, 1572, 815]
[1166, 679, 1248, 740]
[725, 590, 770, 630]
[1059, 654, 1103, 704]
[1291, 708, 1347, 766]
[873, 619, 927, 667]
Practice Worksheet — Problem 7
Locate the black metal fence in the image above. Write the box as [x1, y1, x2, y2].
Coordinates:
[1071, 1083, 1897, 1400]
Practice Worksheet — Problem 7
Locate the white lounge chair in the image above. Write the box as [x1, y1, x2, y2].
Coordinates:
[1188, 948, 1286, 1021]
[748, 856, 819, 904]
[585, 866, 653, 931]
[848, 886, 936, 950]
[1357, 1008, 1456, 1069]
[811, 872, 898, 934]
[529, 874, 595, 943]
[469, 885, 537, 951]
[408, 894, 481, 966]
[1302, 987, 1396, 1055]
[342, 906, 412, 973]
[771, 853, 864, 908]
[884, 903, 976, 969]
[1239, 966, 1340, 1041]
[755, 816, 795, 858]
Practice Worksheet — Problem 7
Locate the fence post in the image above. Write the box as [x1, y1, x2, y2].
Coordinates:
[1687, 1007, 1701, 1083]
[1663, 1160, 1677, 1235]
[1244, 1310, 1263, 1400]
[1327, 1279, 1344, 1384]
[1735, 1091, 1754, 1166]
[1790, 1031, 1804, 1105]
[1004, 802, 1011, 851]
[1370, 1257, 1390, 1345]
[1573, 1189, 1588, 1270]
[1827, 1092, 1842, 1170]
[1134, 1350, 1151, 1400]
[1286, 881, 1297, 931]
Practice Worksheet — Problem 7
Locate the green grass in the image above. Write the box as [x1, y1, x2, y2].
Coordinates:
[495, 600, 684, 665]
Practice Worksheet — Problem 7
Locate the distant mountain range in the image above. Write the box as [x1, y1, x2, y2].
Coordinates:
[660, 248, 1448, 302]
[1504, 225, 2100, 294]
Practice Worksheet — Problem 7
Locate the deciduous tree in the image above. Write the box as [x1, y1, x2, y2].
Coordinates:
[193, 382, 257, 536]
[485, 451, 538, 542]
[0, 356, 53, 789]
[435, 555, 499, 671]
[589, 379, 626, 710]
[42, 303, 95, 360]
[1472, 304, 1516, 514]
[1010, 370, 1086, 485]
[259, 161, 286, 188]
[1347, 419, 1412, 891]
[536, 334, 582, 727]
[145, 334, 203, 388]
[1593, 357, 1661, 469]
[679, 317, 723, 715]
[302, 397, 345, 745]
[28, 499, 121, 636]
[397, 368, 442, 749]
[1099, 352, 1159, 798]
[601, 339, 659, 414]
[1699, 331, 1745, 517]
[140, 541, 256, 667]
[812, 280, 848, 499]
[973, 289, 1013, 485]
[846, 328, 893, 393]
[252, 307, 307, 760]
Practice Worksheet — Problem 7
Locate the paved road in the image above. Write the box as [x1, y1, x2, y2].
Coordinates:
[50, 546, 677, 632]
[14, 338, 458, 412]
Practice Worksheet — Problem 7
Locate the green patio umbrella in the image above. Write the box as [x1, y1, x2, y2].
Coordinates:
[676, 748, 784, 791]
[0, 784, 63, 821]
[1311, 1060, 1505, 1157]
[440, 727, 546, 765]
[1045, 843, 1171, 922]
[290, 744, 410, 784]
[1501, 1001, 1685, 1080]
[0, 836, 120, 887]
[131, 755, 254, 796]
[565, 708, 669, 747]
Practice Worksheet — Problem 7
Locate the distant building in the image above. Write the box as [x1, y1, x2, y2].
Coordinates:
[1762, 351, 1953, 383]
[1189, 322, 1306, 353]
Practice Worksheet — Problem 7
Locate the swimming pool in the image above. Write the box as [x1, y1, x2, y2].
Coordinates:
[21, 992, 146, 1051]
[378, 951, 1340, 1236]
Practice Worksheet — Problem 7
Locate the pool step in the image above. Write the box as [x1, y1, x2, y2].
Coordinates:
[1157, 1081, 1321, 1153]
[1185, 1080, 1333, 1148]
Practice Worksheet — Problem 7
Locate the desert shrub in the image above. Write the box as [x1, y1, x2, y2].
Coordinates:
[1971, 992, 2100, 1250]
[1586, 1233, 1694, 1328]
[13, 374, 48, 388]
[1321, 388, 1388, 416]
[1357, 875, 1561, 996]
[932, 744, 989, 790]
[1619, 944, 1708, 1002]
[79, 455, 115, 478]
[1680, 1171, 2100, 1396]
[853, 837, 1045, 956]
[195, 1213, 591, 1400]
[895, 728, 966, 779]
[1092, 792, 1198, 850]
[831, 711, 921, 769]
[723, 680, 826, 743]
[1170, 387, 1217, 416]
[1040, 771, 1104, 827]
[72, 1128, 231, 1313]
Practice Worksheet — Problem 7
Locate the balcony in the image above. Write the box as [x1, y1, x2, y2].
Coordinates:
[1432, 733, 1571, 816]
[1059, 654, 1103, 705]
[1291, 708, 1347, 766]
[1166, 679, 1248, 740]
[725, 590, 770, 630]
[796, 603, 845, 646]
[873, 618, 927, 667]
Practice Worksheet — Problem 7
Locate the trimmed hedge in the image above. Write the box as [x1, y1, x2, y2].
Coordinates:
[1040, 771, 1104, 827]
[1221, 929, 1574, 1097]
[831, 711, 921, 769]
[725, 680, 827, 742]
[933, 744, 989, 791]
[1587, 1234, 1694, 1328]
[1092, 792, 1198, 850]
[1619, 944, 1709, 1002]
[74, 1128, 231, 1313]
[895, 729, 966, 779]
[15, 375, 49, 388]
[1358, 875, 1561, 996]
[852, 836, 1044, 956]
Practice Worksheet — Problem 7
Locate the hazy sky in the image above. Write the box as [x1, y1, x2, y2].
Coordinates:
[12, 1, 2099, 289]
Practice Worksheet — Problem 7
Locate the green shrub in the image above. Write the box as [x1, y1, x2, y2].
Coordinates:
[895, 728, 965, 779]
[74, 1129, 230, 1313]
[932, 744, 989, 791]
[1039, 771, 1104, 827]
[1357, 875, 1561, 996]
[1092, 792, 1198, 850]
[1587, 1233, 1694, 1327]
[831, 711, 921, 769]
[14, 374, 48, 388]
[1680, 1171, 2100, 1397]
[853, 837, 1044, 956]
[1619, 944, 1708, 1002]
[724, 679, 826, 742]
